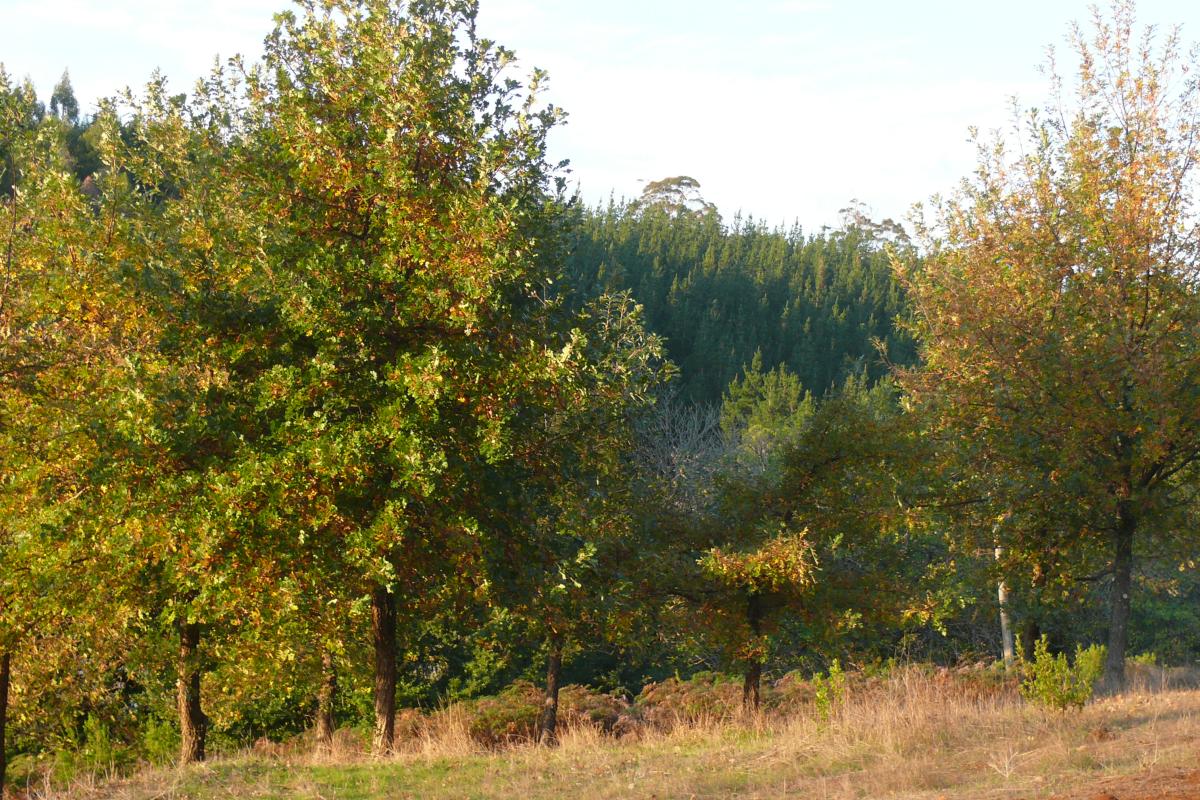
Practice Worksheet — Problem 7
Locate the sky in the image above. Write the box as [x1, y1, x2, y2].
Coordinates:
[4, 0, 1200, 229]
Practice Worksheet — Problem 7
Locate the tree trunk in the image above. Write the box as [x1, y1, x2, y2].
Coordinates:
[1103, 502, 1136, 691]
[539, 633, 564, 746]
[371, 586, 397, 755]
[995, 547, 1015, 669]
[177, 620, 206, 764]
[742, 661, 762, 711]
[1019, 618, 1040, 663]
[743, 592, 764, 712]
[315, 649, 336, 751]
[1, 652, 10, 797]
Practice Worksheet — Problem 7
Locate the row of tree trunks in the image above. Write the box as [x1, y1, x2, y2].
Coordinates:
[146, 516, 1147, 770]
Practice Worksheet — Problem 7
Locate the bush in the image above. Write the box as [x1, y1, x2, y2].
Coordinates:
[463, 681, 543, 747]
[558, 685, 626, 733]
[1129, 651, 1158, 667]
[49, 715, 132, 784]
[140, 716, 179, 765]
[1019, 636, 1105, 711]
[437, 681, 630, 748]
[812, 659, 847, 720]
[634, 672, 743, 729]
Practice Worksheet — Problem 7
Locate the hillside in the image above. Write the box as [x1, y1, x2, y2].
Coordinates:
[565, 201, 916, 403]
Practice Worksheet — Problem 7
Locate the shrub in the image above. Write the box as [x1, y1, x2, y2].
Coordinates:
[770, 670, 816, 709]
[812, 659, 846, 720]
[1129, 651, 1158, 667]
[558, 685, 626, 733]
[50, 715, 131, 784]
[437, 682, 630, 748]
[140, 716, 179, 766]
[634, 672, 743, 729]
[1019, 636, 1105, 711]
[464, 681, 543, 747]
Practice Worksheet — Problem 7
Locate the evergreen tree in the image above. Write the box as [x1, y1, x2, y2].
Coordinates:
[48, 70, 79, 125]
[565, 195, 915, 403]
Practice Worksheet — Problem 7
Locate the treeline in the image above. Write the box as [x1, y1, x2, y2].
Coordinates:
[565, 190, 915, 403]
[2, 0, 1200, 793]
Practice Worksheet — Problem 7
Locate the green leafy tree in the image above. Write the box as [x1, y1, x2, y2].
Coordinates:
[0, 68, 139, 789]
[241, 0, 569, 754]
[681, 362, 934, 707]
[480, 293, 670, 742]
[631, 175, 718, 219]
[897, 3, 1200, 687]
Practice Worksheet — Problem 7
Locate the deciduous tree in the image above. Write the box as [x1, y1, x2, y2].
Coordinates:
[897, 2, 1200, 687]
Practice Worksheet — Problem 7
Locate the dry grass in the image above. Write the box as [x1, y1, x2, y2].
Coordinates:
[34, 664, 1200, 800]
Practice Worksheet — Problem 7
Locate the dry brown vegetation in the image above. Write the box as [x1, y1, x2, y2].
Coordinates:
[24, 663, 1200, 800]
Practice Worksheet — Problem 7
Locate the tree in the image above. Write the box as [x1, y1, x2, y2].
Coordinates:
[0, 67, 138, 789]
[896, 2, 1200, 688]
[632, 176, 718, 219]
[565, 198, 915, 403]
[244, 0, 569, 754]
[48, 71, 79, 125]
[479, 293, 670, 743]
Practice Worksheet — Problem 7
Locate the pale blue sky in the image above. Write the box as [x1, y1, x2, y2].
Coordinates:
[4, 0, 1200, 227]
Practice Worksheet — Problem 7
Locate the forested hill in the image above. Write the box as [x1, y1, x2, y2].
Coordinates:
[565, 196, 917, 403]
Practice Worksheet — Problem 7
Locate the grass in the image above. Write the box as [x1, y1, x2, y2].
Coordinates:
[30, 663, 1200, 800]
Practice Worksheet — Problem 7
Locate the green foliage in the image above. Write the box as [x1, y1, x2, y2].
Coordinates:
[812, 659, 846, 720]
[139, 717, 179, 766]
[566, 197, 915, 403]
[48, 715, 132, 784]
[1019, 637, 1105, 711]
[1128, 652, 1158, 668]
[78, 715, 122, 774]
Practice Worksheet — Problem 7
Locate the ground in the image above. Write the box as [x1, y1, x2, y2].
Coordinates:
[23, 668, 1200, 800]
[1054, 769, 1200, 800]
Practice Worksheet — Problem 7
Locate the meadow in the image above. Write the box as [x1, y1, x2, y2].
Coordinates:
[22, 663, 1200, 800]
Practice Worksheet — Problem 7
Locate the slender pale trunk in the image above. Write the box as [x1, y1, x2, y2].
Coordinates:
[995, 547, 1014, 669]
[1103, 501, 1136, 690]
[371, 586, 397, 755]
[1, 653, 10, 796]
[742, 592, 764, 712]
[177, 621, 206, 763]
[315, 649, 336, 751]
[539, 633, 564, 746]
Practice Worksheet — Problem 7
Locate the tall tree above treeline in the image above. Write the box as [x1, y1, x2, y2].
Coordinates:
[565, 183, 916, 403]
